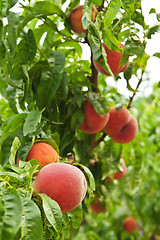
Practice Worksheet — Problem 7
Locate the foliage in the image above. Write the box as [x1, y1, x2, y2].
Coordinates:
[0, 0, 160, 239]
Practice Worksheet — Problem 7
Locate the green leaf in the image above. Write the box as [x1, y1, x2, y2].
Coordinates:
[0, 171, 22, 181]
[88, 23, 115, 78]
[0, 20, 3, 42]
[23, 109, 42, 136]
[0, 113, 27, 147]
[7, 12, 20, 53]
[56, 72, 69, 100]
[122, 0, 136, 19]
[147, 24, 160, 39]
[31, 1, 64, 18]
[67, 204, 83, 229]
[0, 188, 22, 240]
[38, 193, 62, 232]
[71, 108, 84, 130]
[153, 52, 160, 58]
[21, 199, 43, 240]
[0, 41, 6, 63]
[77, 163, 95, 191]
[37, 51, 65, 106]
[17, 29, 37, 64]
[0, 0, 8, 16]
[104, 0, 121, 28]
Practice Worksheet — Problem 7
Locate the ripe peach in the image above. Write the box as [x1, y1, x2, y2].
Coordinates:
[26, 142, 59, 169]
[93, 43, 129, 76]
[103, 107, 138, 144]
[90, 197, 107, 213]
[106, 158, 127, 181]
[34, 163, 87, 213]
[79, 99, 110, 134]
[123, 216, 137, 233]
[70, 5, 98, 35]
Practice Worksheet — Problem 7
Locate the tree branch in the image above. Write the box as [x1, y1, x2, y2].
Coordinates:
[97, 0, 105, 12]
[127, 71, 144, 109]
[90, 132, 107, 154]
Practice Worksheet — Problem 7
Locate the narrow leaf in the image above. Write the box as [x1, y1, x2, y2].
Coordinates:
[104, 0, 121, 28]
[0, 113, 27, 147]
[23, 109, 42, 136]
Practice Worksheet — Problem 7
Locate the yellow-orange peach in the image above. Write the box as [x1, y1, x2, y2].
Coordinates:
[90, 197, 107, 213]
[26, 142, 59, 169]
[106, 158, 127, 181]
[93, 43, 129, 76]
[103, 107, 138, 144]
[34, 163, 87, 213]
[70, 5, 98, 35]
[79, 99, 109, 134]
[123, 216, 137, 233]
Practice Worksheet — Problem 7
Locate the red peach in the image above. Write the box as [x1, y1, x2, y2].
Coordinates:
[79, 99, 109, 134]
[70, 5, 98, 35]
[106, 158, 127, 181]
[90, 197, 107, 213]
[93, 43, 129, 76]
[103, 107, 138, 144]
[26, 142, 59, 169]
[34, 163, 87, 213]
[123, 216, 137, 233]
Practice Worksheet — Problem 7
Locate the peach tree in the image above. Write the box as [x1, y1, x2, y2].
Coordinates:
[0, 0, 160, 239]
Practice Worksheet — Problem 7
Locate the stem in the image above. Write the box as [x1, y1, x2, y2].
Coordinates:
[88, 52, 98, 92]
[90, 132, 107, 154]
[97, 0, 105, 12]
[127, 71, 144, 109]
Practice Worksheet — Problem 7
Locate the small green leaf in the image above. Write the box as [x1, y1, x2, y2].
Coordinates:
[0, 113, 27, 147]
[23, 109, 42, 136]
[104, 0, 121, 28]
[38, 193, 62, 232]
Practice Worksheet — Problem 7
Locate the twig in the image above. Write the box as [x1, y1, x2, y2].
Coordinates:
[97, 0, 105, 12]
[127, 70, 144, 109]
[88, 52, 98, 92]
[90, 132, 107, 154]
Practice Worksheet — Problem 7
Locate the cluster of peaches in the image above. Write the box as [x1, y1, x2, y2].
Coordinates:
[70, 5, 138, 144]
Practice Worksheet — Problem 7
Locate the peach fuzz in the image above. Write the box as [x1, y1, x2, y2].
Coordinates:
[90, 197, 107, 213]
[34, 163, 87, 213]
[123, 216, 137, 233]
[79, 99, 110, 134]
[93, 43, 129, 76]
[70, 5, 98, 35]
[26, 141, 59, 169]
[103, 107, 138, 144]
[106, 158, 127, 181]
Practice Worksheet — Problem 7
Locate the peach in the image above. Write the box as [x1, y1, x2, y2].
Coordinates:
[70, 5, 98, 35]
[34, 163, 87, 213]
[106, 158, 127, 181]
[123, 216, 137, 233]
[93, 43, 129, 76]
[26, 142, 59, 169]
[103, 107, 138, 144]
[90, 197, 107, 213]
[79, 99, 110, 134]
